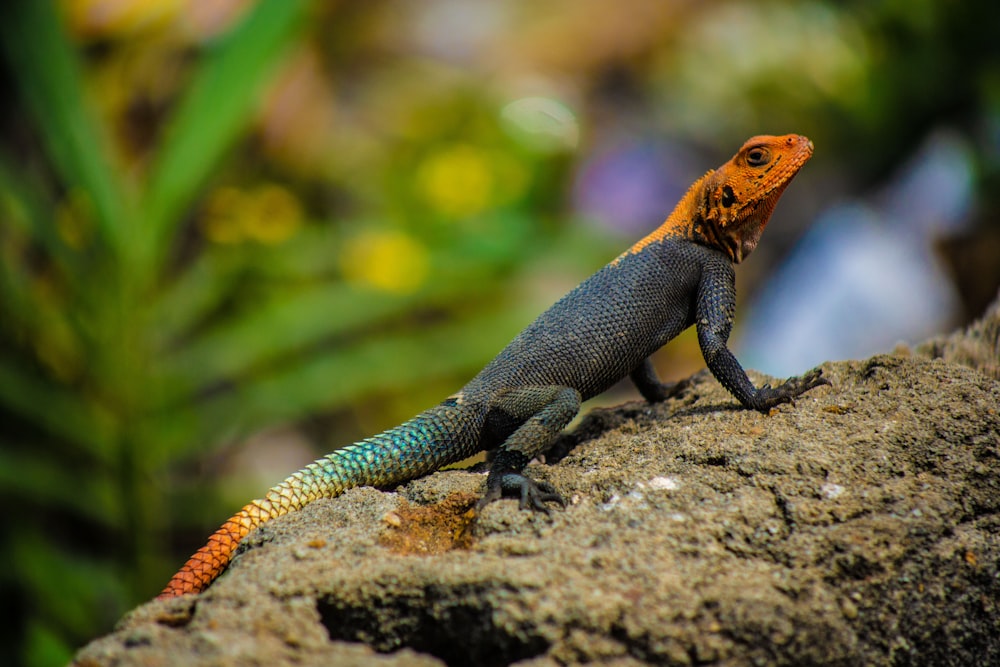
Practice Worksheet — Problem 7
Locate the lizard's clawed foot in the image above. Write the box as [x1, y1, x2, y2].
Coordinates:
[477, 473, 565, 514]
[753, 367, 830, 412]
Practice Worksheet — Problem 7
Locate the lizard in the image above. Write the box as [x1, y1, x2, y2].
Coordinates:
[158, 133, 828, 599]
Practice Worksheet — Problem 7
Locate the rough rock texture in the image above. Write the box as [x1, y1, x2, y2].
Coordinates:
[913, 288, 1000, 380]
[74, 302, 1000, 667]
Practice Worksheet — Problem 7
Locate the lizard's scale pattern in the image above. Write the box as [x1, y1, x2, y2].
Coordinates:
[159, 134, 824, 598]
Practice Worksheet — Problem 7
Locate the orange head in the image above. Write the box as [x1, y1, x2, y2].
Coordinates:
[697, 134, 813, 262]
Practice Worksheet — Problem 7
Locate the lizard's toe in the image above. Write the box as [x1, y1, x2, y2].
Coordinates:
[477, 473, 565, 514]
[475, 484, 504, 512]
[752, 368, 830, 412]
[518, 478, 565, 513]
[801, 367, 831, 390]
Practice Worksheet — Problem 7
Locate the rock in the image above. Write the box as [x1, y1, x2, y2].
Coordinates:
[911, 287, 1000, 379]
[73, 302, 1000, 666]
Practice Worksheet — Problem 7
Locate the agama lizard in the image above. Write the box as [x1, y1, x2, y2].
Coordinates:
[159, 134, 827, 598]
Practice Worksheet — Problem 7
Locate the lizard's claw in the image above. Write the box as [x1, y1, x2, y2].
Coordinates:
[753, 367, 830, 412]
[781, 367, 830, 395]
[477, 473, 565, 514]
[476, 483, 503, 511]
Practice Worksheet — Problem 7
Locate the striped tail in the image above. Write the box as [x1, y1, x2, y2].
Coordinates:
[158, 402, 481, 598]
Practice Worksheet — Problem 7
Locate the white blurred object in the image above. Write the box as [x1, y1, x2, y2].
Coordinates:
[737, 130, 975, 376]
[500, 96, 580, 152]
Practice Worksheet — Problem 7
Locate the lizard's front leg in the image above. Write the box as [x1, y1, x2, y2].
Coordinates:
[478, 385, 580, 512]
[696, 258, 828, 412]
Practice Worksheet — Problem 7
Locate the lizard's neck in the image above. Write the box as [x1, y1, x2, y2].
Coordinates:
[615, 172, 717, 262]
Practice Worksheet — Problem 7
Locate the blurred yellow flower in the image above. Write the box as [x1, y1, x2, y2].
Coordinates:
[242, 184, 303, 244]
[416, 144, 495, 219]
[341, 229, 429, 294]
[201, 183, 303, 245]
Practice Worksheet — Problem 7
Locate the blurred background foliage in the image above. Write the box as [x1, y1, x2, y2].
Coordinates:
[1, 0, 998, 664]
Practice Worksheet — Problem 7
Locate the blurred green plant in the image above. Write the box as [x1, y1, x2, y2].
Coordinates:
[0, 3, 315, 663]
[0, 2, 575, 665]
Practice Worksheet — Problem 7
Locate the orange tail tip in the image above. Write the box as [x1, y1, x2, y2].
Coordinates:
[157, 510, 253, 599]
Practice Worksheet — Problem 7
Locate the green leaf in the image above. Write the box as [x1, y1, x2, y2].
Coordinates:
[142, 0, 311, 270]
[149, 226, 352, 352]
[0, 445, 118, 526]
[160, 300, 534, 453]
[151, 225, 530, 400]
[0, 1, 128, 258]
[0, 357, 111, 457]
[158, 282, 412, 390]
[23, 620, 73, 667]
[11, 530, 128, 654]
[0, 151, 74, 270]
[147, 250, 245, 350]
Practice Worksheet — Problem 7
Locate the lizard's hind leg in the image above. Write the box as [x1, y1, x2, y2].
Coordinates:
[478, 385, 581, 512]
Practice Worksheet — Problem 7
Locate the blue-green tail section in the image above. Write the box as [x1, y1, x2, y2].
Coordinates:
[260, 402, 484, 515]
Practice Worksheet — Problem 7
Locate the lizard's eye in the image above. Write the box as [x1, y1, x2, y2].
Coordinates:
[721, 185, 736, 208]
[746, 146, 770, 166]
